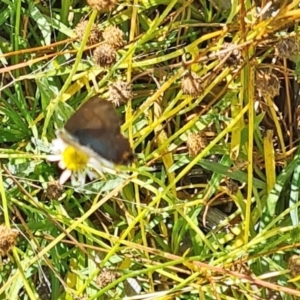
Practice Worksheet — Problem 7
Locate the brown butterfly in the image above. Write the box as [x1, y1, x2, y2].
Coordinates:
[58, 96, 133, 166]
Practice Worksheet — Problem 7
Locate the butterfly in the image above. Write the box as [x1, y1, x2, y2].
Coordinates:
[58, 96, 133, 167]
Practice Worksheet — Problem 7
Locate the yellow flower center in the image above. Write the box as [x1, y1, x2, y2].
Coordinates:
[62, 146, 89, 171]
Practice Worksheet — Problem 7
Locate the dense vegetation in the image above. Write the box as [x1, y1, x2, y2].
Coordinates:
[1, 0, 300, 299]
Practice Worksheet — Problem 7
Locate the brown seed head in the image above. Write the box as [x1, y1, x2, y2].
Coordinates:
[46, 181, 63, 200]
[276, 36, 299, 58]
[256, 70, 280, 99]
[181, 72, 204, 97]
[289, 255, 300, 277]
[93, 43, 117, 67]
[87, 0, 118, 11]
[108, 81, 132, 106]
[102, 26, 125, 49]
[0, 225, 18, 256]
[74, 20, 101, 46]
[96, 269, 119, 288]
[186, 132, 208, 157]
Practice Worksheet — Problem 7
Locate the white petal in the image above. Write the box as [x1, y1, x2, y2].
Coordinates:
[70, 171, 85, 187]
[51, 137, 67, 152]
[58, 160, 66, 169]
[86, 169, 97, 180]
[47, 154, 62, 162]
[77, 172, 87, 186]
[89, 156, 114, 171]
[59, 169, 72, 185]
[70, 174, 78, 186]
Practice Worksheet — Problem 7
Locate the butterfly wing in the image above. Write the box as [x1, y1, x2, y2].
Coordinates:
[64, 96, 133, 164]
[73, 129, 133, 164]
[65, 96, 121, 134]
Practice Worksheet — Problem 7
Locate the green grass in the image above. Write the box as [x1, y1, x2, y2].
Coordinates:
[1, 0, 300, 299]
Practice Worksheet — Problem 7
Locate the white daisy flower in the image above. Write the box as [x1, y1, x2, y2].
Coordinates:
[47, 136, 108, 186]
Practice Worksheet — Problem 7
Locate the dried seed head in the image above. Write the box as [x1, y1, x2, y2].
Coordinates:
[186, 132, 208, 157]
[46, 181, 63, 200]
[108, 81, 132, 106]
[102, 26, 125, 49]
[276, 36, 299, 58]
[256, 70, 280, 99]
[93, 43, 117, 67]
[181, 72, 204, 97]
[289, 255, 300, 277]
[218, 42, 242, 66]
[0, 225, 18, 256]
[96, 269, 119, 288]
[87, 0, 118, 11]
[74, 20, 101, 46]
